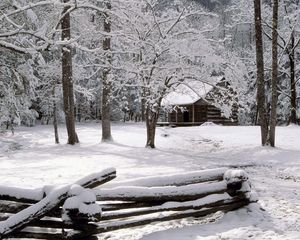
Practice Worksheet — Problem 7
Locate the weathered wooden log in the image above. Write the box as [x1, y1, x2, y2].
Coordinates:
[7, 230, 63, 240]
[0, 200, 31, 214]
[3, 217, 89, 231]
[224, 169, 250, 197]
[66, 200, 249, 238]
[107, 168, 228, 188]
[28, 218, 67, 229]
[9, 227, 98, 240]
[61, 187, 102, 236]
[0, 168, 116, 204]
[41, 188, 103, 239]
[75, 168, 116, 189]
[63, 208, 102, 226]
[0, 215, 65, 227]
[0, 200, 63, 218]
[0, 168, 116, 239]
[0, 200, 161, 214]
[100, 201, 156, 211]
[0, 187, 44, 204]
[7, 222, 98, 240]
[95, 181, 233, 202]
[101, 193, 248, 221]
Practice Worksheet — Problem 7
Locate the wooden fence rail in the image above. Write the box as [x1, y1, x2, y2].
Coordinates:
[0, 168, 256, 239]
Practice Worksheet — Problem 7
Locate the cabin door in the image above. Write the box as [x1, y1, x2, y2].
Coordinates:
[183, 111, 189, 122]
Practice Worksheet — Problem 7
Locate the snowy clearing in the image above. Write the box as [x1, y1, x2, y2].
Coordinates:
[0, 123, 299, 240]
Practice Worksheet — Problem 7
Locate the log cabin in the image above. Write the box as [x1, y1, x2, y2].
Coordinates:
[160, 77, 238, 126]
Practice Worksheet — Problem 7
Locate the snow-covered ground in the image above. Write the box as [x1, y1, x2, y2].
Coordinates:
[0, 123, 299, 240]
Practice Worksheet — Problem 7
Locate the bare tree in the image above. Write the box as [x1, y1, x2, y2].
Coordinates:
[101, 0, 113, 141]
[254, 0, 269, 146]
[289, 31, 297, 124]
[61, 0, 79, 144]
[52, 83, 60, 144]
[269, 0, 279, 147]
[283, 1, 300, 124]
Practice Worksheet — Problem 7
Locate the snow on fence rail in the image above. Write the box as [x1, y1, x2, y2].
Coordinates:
[0, 168, 256, 239]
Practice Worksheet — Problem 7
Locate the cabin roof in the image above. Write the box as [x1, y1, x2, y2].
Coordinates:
[162, 76, 223, 106]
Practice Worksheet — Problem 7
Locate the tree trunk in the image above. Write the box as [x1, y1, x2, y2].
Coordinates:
[52, 85, 59, 144]
[269, 0, 279, 147]
[145, 106, 159, 148]
[101, 1, 112, 142]
[61, 0, 78, 145]
[253, 0, 269, 146]
[101, 72, 112, 141]
[289, 32, 297, 124]
[141, 98, 146, 122]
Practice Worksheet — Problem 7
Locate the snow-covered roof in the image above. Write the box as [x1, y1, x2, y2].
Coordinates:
[162, 76, 223, 106]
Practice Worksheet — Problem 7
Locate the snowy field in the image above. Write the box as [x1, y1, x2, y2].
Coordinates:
[0, 123, 299, 240]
